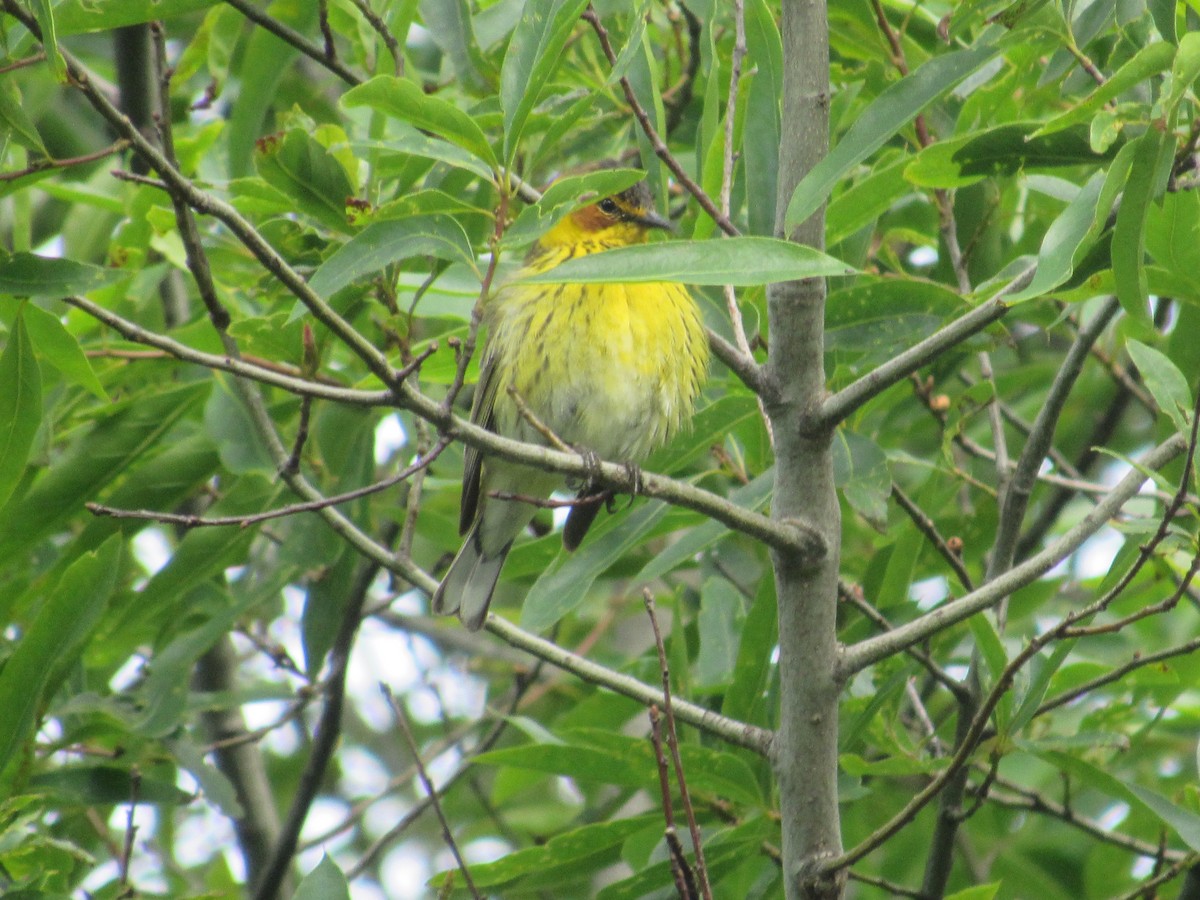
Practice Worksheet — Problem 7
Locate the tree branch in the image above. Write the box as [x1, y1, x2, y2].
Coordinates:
[819, 264, 1037, 428]
[840, 434, 1188, 676]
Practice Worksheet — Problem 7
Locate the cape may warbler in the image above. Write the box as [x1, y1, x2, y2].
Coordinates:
[432, 180, 709, 630]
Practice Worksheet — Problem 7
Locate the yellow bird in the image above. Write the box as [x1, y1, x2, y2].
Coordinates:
[432, 180, 709, 631]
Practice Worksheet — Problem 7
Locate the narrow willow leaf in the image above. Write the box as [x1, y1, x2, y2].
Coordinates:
[51, 0, 214, 33]
[0, 382, 209, 561]
[343, 76, 498, 169]
[22, 302, 108, 400]
[522, 236, 854, 285]
[1165, 32, 1200, 114]
[1113, 129, 1170, 328]
[1032, 41, 1175, 137]
[520, 500, 667, 633]
[1030, 748, 1200, 852]
[0, 310, 41, 509]
[0, 535, 121, 772]
[785, 37, 1002, 230]
[906, 123, 1110, 189]
[430, 818, 655, 889]
[308, 214, 478, 300]
[501, 167, 644, 250]
[1126, 339, 1194, 433]
[1006, 170, 1105, 303]
[254, 129, 357, 233]
[0, 80, 47, 154]
[500, 0, 590, 159]
[0, 252, 125, 297]
[418, 0, 495, 93]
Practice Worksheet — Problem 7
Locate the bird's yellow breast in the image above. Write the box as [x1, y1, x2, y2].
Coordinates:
[484, 248, 708, 463]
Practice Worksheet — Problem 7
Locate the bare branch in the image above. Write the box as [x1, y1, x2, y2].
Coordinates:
[382, 686, 483, 900]
[483, 614, 774, 756]
[820, 267, 1035, 428]
[645, 591, 713, 900]
[840, 434, 1188, 676]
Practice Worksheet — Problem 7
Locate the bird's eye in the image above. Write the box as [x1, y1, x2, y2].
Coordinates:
[598, 198, 619, 215]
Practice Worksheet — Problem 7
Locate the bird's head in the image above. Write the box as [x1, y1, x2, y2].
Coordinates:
[536, 181, 673, 252]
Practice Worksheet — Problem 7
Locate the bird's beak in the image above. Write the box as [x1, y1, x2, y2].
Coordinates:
[637, 208, 675, 232]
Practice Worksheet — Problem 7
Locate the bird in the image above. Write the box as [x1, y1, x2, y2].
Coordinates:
[431, 178, 709, 631]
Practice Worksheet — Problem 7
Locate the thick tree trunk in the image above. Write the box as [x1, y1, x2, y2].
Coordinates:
[768, 2, 843, 898]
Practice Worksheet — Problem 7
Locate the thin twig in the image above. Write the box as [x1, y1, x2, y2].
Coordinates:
[582, 5, 739, 236]
[221, 0, 362, 84]
[117, 769, 141, 892]
[346, 0, 403, 75]
[841, 434, 1188, 675]
[382, 685, 483, 900]
[86, 439, 450, 528]
[891, 483, 974, 591]
[0, 139, 129, 182]
[651, 706, 697, 899]
[485, 614, 774, 755]
[644, 590, 713, 900]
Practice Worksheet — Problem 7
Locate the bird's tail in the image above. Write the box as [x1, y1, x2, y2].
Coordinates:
[432, 524, 512, 631]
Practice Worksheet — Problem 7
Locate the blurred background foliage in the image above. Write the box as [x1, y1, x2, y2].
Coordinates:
[0, 0, 1199, 898]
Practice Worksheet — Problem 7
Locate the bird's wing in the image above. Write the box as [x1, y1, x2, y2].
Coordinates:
[459, 347, 499, 535]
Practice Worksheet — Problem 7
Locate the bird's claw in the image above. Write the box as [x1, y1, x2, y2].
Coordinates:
[568, 445, 603, 491]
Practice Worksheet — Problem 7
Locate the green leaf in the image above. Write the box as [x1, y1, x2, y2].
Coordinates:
[0, 310, 42, 510]
[227, 4, 313, 177]
[786, 37, 1002, 230]
[522, 236, 853, 285]
[1113, 129, 1171, 329]
[52, 0, 215, 33]
[696, 578, 744, 689]
[500, 0, 590, 159]
[968, 614, 1012, 733]
[418, 0, 495, 93]
[1006, 171, 1106, 303]
[308, 214, 478, 300]
[344, 75, 498, 169]
[905, 124, 1110, 189]
[597, 818, 775, 900]
[1028, 748, 1200, 852]
[125, 476, 282, 637]
[1165, 32, 1200, 115]
[28, 765, 191, 806]
[501, 167, 646, 250]
[352, 130, 494, 182]
[832, 431, 890, 528]
[0, 252, 126, 297]
[1032, 41, 1175, 137]
[1126, 339, 1194, 433]
[636, 467, 774, 582]
[722, 575, 777, 726]
[293, 855, 351, 900]
[743, 0, 783, 237]
[520, 499, 669, 632]
[254, 130, 357, 234]
[826, 279, 966, 364]
[0, 535, 121, 773]
[476, 732, 764, 806]
[135, 585, 259, 737]
[946, 884, 1002, 900]
[0, 381, 209, 562]
[1145, 190, 1200, 304]
[31, 0, 65, 81]
[1008, 640, 1075, 734]
[21, 303, 108, 400]
[431, 817, 655, 889]
[826, 157, 910, 245]
[0, 80, 47, 155]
